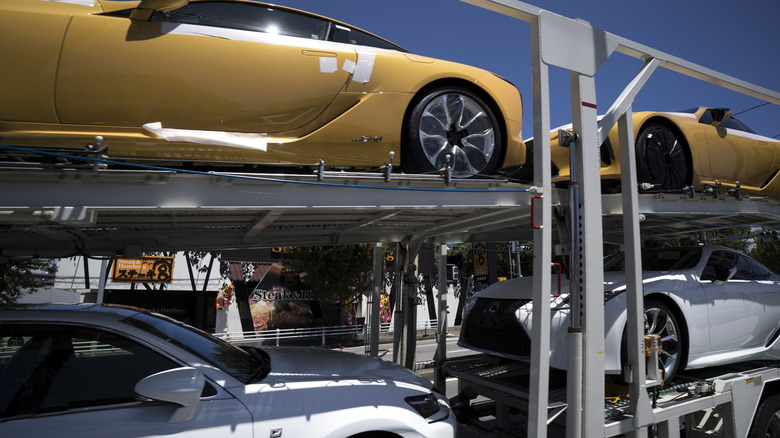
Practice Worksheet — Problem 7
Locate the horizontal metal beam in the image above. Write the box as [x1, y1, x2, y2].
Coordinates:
[463, 0, 780, 104]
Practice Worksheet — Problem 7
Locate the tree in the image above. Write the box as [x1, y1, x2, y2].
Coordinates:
[281, 245, 374, 302]
[750, 230, 780, 274]
[0, 258, 58, 304]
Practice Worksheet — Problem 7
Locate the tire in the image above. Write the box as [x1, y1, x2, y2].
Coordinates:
[644, 299, 683, 383]
[635, 122, 689, 190]
[405, 86, 502, 177]
[748, 394, 780, 438]
[348, 433, 401, 438]
[621, 299, 685, 385]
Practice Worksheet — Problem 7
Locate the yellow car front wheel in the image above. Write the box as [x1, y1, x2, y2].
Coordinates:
[405, 86, 502, 177]
[635, 123, 690, 190]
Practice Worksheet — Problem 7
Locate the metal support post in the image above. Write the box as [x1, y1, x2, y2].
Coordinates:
[392, 242, 405, 364]
[566, 80, 584, 438]
[618, 105, 656, 430]
[566, 328, 583, 438]
[96, 257, 109, 304]
[528, 14, 553, 438]
[433, 243, 449, 393]
[82, 255, 90, 289]
[396, 240, 421, 369]
[370, 242, 383, 358]
[569, 71, 605, 438]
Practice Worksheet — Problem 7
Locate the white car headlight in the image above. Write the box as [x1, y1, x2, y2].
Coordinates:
[405, 393, 450, 423]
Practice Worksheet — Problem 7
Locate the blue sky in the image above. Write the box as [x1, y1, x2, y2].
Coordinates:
[275, 0, 779, 141]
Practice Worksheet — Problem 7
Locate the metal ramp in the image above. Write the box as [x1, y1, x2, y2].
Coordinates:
[0, 166, 546, 257]
[3, 163, 780, 257]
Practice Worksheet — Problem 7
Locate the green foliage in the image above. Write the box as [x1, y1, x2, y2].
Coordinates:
[701, 228, 752, 253]
[749, 231, 780, 274]
[0, 258, 58, 304]
[281, 245, 373, 302]
[447, 242, 534, 278]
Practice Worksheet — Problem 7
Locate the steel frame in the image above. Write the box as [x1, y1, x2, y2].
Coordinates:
[461, 0, 780, 437]
[1, 1, 780, 436]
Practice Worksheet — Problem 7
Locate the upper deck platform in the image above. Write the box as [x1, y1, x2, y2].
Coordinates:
[1, 165, 778, 257]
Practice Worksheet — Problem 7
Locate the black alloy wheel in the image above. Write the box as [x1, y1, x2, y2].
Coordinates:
[748, 394, 780, 438]
[635, 123, 690, 190]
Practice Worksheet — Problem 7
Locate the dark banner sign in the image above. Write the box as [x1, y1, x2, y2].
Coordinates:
[112, 256, 174, 283]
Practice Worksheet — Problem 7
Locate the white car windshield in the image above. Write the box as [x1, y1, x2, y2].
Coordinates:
[121, 311, 266, 384]
[604, 247, 703, 272]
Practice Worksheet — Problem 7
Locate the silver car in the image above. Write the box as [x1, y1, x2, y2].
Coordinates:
[459, 245, 780, 383]
[0, 304, 456, 437]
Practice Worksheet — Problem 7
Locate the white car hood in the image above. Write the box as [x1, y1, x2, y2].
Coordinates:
[471, 271, 657, 301]
[262, 346, 431, 389]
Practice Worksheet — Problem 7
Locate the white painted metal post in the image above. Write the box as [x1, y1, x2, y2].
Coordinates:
[528, 14, 553, 438]
[370, 242, 383, 358]
[398, 240, 421, 369]
[96, 257, 108, 304]
[434, 243, 449, 393]
[618, 105, 657, 432]
[569, 71, 605, 438]
[392, 242, 404, 364]
[566, 74, 583, 438]
[566, 328, 583, 438]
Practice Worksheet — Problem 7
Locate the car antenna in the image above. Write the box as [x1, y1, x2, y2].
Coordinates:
[732, 101, 770, 116]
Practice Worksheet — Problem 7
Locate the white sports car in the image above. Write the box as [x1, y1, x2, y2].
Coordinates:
[459, 245, 780, 383]
[0, 304, 456, 438]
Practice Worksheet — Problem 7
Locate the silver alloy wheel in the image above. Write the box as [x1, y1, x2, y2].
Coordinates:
[418, 93, 496, 176]
[644, 305, 680, 380]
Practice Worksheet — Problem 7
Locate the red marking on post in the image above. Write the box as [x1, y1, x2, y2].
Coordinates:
[582, 101, 597, 109]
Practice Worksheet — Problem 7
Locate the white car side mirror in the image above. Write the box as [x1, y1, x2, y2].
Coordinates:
[135, 367, 205, 423]
[713, 266, 737, 286]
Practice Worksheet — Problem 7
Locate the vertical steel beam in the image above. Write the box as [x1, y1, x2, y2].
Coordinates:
[566, 71, 584, 438]
[618, 107, 656, 430]
[528, 14, 553, 438]
[370, 242, 383, 358]
[396, 240, 421, 369]
[569, 71, 605, 438]
[392, 242, 405, 364]
[565, 328, 583, 438]
[82, 255, 90, 289]
[434, 243, 449, 393]
[96, 257, 109, 304]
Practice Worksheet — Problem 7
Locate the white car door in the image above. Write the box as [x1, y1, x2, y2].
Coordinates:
[700, 250, 780, 352]
[0, 325, 253, 438]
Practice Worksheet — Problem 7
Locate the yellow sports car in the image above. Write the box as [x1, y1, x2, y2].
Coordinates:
[514, 107, 780, 196]
[0, 0, 525, 177]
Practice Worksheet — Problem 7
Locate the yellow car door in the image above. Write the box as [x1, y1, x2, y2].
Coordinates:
[701, 109, 777, 190]
[56, 2, 357, 135]
[0, 0, 102, 124]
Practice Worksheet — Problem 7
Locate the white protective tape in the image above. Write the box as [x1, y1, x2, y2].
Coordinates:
[320, 57, 338, 73]
[143, 122, 269, 151]
[46, 0, 95, 6]
[352, 52, 376, 84]
[342, 59, 356, 74]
